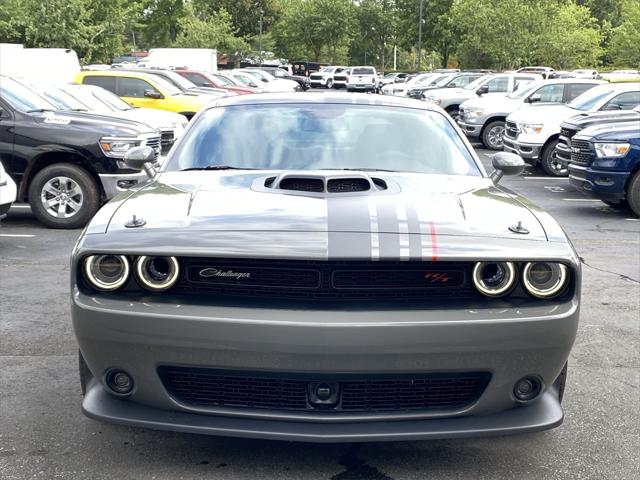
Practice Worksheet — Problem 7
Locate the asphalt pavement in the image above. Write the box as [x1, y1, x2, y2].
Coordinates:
[1, 148, 638, 480]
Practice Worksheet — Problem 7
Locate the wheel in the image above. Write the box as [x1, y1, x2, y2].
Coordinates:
[326, 79, 333, 88]
[28, 163, 100, 229]
[627, 170, 640, 217]
[553, 362, 568, 404]
[445, 106, 460, 121]
[481, 120, 506, 150]
[540, 140, 567, 177]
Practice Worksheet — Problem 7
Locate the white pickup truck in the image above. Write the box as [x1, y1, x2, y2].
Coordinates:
[0, 161, 17, 221]
[346, 66, 378, 93]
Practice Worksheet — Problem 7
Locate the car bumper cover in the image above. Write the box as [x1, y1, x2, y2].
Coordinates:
[503, 138, 543, 161]
[568, 164, 629, 202]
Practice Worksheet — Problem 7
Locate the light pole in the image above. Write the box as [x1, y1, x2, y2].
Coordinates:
[416, 0, 424, 72]
[258, 10, 263, 66]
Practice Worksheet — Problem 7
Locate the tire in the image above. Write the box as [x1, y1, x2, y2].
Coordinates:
[553, 362, 568, 404]
[540, 139, 567, 177]
[627, 170, 640, 217]
[445, 106, 460, 121]
[28, 163, 100, 229]
[326, 79, 333, 89]
[481, 120, 506, 150]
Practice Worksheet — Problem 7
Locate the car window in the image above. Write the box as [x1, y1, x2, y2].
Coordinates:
[448, 76, 471, 87]
[566, 83, 596, 101]
[82, 75, 116, 93]
[352, 68, 374, 75]
[184, 73, 208, 87]
[146, 75, 182, 95]
[532, 84, 564, 102]
[486, 77, 509, 92]
[168, 104, 480, 177]
[212, 74, 234, 86]
[602, 91, 640, 110]
[514, 76, 537, 91]
[117, 77, 156, 98]
[569, 87, 615, 110]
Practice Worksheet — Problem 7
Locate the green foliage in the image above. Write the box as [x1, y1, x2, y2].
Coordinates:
[0, 0, 638, 69]
[608, 0, 640, 67]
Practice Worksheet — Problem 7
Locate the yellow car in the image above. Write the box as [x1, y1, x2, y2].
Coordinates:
[74, 71, 210, 119]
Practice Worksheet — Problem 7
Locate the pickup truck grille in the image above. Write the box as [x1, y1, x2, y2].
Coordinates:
[142, 136, 161, 160]
[309, 74, 323, 81]
[175, 258, 475, 301]
[505, 121, 519, 139]
[160, 130, 175, 154]
[158, 367, 492, 414]
[570, 139, 592, 165]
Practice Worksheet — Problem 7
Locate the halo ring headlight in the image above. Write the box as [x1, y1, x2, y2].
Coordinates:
[135, 256, 180, 291]
[472, 261, 516, 297]
[523, 262, 568, 298]
[83, 255, 129, 291]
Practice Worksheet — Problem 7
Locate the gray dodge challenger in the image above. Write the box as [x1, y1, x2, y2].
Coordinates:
[71, 93, 580, 442]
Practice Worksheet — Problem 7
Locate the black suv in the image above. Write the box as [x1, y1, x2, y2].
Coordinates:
[0, 76, 160, 229]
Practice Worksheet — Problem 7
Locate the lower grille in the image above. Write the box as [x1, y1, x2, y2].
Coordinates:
[177, 259, 475, 301]
[159, 367, 491, 413]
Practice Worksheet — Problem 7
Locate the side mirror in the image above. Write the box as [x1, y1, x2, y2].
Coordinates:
[123, 146, 156, 178]
[144, 89, 162, 99]
[476, 85, 489, 96]
[527, 93, 542, 103]
[490, 152, 525, 183]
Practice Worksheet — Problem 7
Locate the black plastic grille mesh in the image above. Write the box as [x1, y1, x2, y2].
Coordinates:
[279, 177, 325, 192]
[158, 367, 491, 413]
[505, 121, 518, 139]
[570, 139, 592, 165]
[177, 259, 475, 301]
[327, 178, 371, 193]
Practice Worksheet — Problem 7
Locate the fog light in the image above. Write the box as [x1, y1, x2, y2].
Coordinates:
[105, 369, 134, 395]
[513, 376, 542, 402]
[117, 179, 138, 189]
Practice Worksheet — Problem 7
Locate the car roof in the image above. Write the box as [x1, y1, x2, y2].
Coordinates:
[77, 70, 162, 80]
[209, 92, 443, 111]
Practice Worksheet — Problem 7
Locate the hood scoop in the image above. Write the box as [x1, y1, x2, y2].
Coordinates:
[255, 172, 395, 197]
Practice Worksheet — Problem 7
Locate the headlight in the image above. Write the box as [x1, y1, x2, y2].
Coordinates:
[99, 137, 139, 158]
[424, 96, 441, 105]
[472, 262, 516, 297]
[522, 262, 568, 298]
[518, 123, 544, 135]
[135, 256, 180, 291]
[594, 142, 630, 158]
[83, 255, 130, 291]
[464, 107, 484, 118]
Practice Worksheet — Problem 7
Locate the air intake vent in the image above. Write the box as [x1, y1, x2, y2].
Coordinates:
[327, 178, 371, 193]
[279, 177, 325, 192]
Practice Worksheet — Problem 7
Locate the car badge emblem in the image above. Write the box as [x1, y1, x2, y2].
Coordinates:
[424, 272, 450, 283]
[199, 268, 251, 279]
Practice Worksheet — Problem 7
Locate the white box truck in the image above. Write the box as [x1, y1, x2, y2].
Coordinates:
[139, 48, 218, 72]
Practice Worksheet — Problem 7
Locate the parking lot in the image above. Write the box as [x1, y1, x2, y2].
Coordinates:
[1, 148, 638, 480]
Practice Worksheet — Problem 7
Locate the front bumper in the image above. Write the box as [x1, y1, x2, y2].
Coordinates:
[346, 84, 376, 91]
[73, 290, 579, 442]
[457, 120, 484, 138]
[503, 138, 543, 162]
[99, 171, 154, 200]
[568, 164, 629, 202]
[309, 78, 327, 87]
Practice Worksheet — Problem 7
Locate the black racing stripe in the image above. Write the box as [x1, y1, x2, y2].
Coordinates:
[405, 204, 423, 260]
[375, 202, 399, 259]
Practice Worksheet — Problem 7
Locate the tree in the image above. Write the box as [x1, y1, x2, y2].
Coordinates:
[608, 0, 640, 67]
[139, 0, 185, 47]
[192, 0, 281, 38]
[354, 0, 399, 70]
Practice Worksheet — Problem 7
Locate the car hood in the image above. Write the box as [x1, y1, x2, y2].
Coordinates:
[562, 110, 640, 130]
[507, 104, 576, 123]
[461, 96, 520, 112]
[426, 87, 474, 99]
[32, 110, 156, 136]
[121, 109, 188, 129]
[576, 121, 640, 141]
[102, 171, 549, 243]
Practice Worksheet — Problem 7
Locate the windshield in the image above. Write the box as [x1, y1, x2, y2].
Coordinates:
[568, 87, 614, 111]
[167, 104, 480, 176]
[464, 75, 491, 90]
[433, 74, 455, 86]
[232, 73, 257, 86]
[0, 77, 58, 112]
[507, 81, 542, 99]
[212, 74, 235, 86]
[92, 87, 133, 110]
[383, 73, 397, 79]
[321, 67, 336, 73]
[62, 86, 111, 111]
[28, 84, 89, 111]
[147, 75, 182, 95]
[158, 70, 197, 91]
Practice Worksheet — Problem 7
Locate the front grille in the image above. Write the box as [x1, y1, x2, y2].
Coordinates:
[175, 259, 475, 301]
[158, 367, 491, 413]
[160, 130, 175, 154]
[310, 75, 323, 81]
[570, 138, 592, 165]
[327, 178, 370, 192]
[505, 121, 518, 139]
[143, 136, 161, 160]
[560, 127, 577, 140]
[334, 76, 347, 82]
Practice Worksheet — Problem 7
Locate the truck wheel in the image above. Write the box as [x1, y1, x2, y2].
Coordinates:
[326, 79, 333, 88]
[627, 171, 640, 217]
[540, 140, 567, 177]
[28, 163, 100, 229]
[481, 120, 506, 150]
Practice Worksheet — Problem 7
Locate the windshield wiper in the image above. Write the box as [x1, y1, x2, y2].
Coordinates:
[26, 108, 56, 113]
[179, 165, 261, 171]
